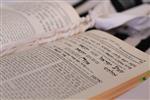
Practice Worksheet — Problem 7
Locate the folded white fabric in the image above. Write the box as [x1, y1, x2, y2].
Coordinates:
[89, 4, 150, 30]
[127, 16, 150, 31]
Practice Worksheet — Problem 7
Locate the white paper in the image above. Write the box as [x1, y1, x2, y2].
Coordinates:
[1, 1, 80, 56]
[1, 30, 149, 99]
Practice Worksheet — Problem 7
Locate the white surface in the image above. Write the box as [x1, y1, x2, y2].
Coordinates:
[2, 1, 150, 99]
[117, 79, 150, 100]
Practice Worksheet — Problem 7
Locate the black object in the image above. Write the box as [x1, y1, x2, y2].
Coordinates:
[73, 0, 89, 8]
[114, 32, 129, 40]
[80, 11, 89, 17]
[111, 0, 143, 12]
[136, 36, 150, 52]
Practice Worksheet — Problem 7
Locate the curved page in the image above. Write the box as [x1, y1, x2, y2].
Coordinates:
[1, 30, 149, 100]
[1, 1, 80, 56]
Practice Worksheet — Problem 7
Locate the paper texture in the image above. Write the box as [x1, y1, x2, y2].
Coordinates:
[1, 30, 149, 100]
[1, 1, 80, 56]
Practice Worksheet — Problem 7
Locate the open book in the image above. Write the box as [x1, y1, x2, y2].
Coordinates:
[1, 1, 150, 100]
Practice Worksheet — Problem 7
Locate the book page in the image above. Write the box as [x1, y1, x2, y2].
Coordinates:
[1, 1, 80, 56]
[0, 30, 149, 100]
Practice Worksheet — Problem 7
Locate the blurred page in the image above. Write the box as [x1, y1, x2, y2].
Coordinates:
[1, 1, 80, 56]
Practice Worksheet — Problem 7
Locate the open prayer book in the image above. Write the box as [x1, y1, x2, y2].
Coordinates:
[1, 1, 150, 100]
